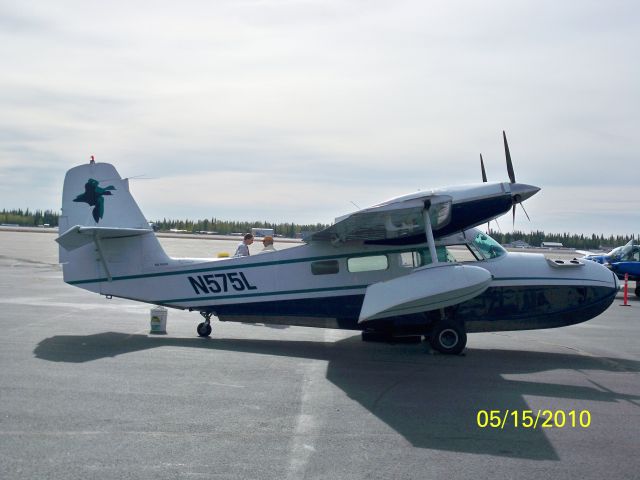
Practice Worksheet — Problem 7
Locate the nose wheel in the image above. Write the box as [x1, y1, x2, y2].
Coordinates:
[197, 311, 213, 337]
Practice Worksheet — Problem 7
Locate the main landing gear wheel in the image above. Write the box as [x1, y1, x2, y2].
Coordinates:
[197, 311, 213, 337]
[635, 283, 639, 298]
[197, 322, 212, 337]
[428, 320, 467, 355]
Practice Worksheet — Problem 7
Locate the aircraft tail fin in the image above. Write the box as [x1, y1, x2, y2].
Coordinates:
[59, 162, 149, 231]
[57, 162, 169, 291]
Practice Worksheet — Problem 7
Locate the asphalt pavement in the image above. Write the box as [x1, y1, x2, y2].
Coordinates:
[0, 231, 638, 480]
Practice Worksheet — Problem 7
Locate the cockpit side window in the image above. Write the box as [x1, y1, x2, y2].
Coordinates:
[622, 246, 640, 262]
[399, 251, 424, 268]
[421, 246, 457, 264]
[449, 244, 482, 262]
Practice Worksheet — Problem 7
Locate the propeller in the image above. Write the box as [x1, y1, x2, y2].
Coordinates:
[503, 130, 515, 183]
[480, 153, 487, 183]
[480, 131, 539, 230]
[502, 130, 532, 228]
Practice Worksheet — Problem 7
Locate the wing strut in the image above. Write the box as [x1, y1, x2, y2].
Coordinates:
[423, 202, 438, 265]
[93, 232, 113, 282]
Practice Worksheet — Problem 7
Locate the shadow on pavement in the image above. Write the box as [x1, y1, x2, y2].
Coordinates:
[35, 332, 640, 460]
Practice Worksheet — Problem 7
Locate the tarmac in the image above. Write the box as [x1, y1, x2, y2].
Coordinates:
[0, 230, 639, 480]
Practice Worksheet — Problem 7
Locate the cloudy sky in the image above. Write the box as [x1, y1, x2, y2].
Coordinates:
[1, 0, 638, 235]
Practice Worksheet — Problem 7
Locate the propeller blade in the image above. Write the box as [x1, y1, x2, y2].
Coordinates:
[480, 154, 487, 182]
[512, 205, 516, 228]
[503, 130, 516, 183]
[520, 202, 531, 221]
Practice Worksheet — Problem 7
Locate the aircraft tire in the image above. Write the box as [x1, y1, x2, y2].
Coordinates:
[635, 283, 640, 297]
[428, 321, 467, 355]
[197, 322, 212, 337]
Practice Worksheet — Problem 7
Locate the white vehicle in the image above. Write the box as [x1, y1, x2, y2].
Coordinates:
[56, 134, 618, 354]
[251, 228, 274, 238]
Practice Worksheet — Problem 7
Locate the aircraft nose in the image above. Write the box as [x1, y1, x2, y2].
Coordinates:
[583, 258, 619, 290]
[510, 183, 540, 203]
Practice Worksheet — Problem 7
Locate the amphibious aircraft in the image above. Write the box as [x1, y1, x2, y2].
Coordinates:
[56, 134, 619, 354]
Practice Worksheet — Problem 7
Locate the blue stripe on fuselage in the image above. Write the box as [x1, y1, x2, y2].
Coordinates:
[203, 284, 616, 333]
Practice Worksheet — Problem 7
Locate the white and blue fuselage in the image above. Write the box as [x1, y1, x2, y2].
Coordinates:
[64, 230, 618, 334]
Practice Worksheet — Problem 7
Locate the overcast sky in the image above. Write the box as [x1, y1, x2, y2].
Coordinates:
[1, 0, 638, 235]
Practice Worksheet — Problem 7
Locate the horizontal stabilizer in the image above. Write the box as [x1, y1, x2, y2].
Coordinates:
[56, 225, 153, 251]
[358, 263, 492, 322]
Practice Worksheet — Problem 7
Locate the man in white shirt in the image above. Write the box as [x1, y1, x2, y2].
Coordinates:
[234, 233, 254, 257]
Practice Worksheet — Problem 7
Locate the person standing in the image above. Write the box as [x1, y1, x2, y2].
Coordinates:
[260, 236, 276, 253]
[234, 233, 254, 257]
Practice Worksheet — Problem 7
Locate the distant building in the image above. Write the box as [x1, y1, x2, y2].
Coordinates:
[504, 239, 531, 248]
[541, 241, 563, 248]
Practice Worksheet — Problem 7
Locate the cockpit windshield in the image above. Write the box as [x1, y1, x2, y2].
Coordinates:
[616, 239, 638, 261]
[469, 231, 507, 260]
[435, 229, 507, 262]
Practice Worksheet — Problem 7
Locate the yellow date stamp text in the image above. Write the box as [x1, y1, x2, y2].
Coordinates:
[476, 409, 591, 429]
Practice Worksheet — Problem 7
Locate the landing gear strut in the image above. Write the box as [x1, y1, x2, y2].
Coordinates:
[427, 320, 467, 355]
[197, 311, 213, 337]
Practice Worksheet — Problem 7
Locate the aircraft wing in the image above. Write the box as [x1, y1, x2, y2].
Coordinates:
[309, 193, 453, 243]
[307, 181, 539, 245]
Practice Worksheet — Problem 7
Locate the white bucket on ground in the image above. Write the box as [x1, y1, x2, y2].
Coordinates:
[150, 306, 167, 334]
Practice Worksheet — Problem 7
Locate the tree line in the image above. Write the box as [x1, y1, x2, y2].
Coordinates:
[151, 218, 331, 238]
[1, 209, 60, 227]
[2, 208, 636, 249]
[488, 229, 637, 250]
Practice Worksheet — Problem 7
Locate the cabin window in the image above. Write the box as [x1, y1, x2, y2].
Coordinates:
[311, 260, 339, 275]
[399, 251, 423, 268]
[347, 255, 388, 272]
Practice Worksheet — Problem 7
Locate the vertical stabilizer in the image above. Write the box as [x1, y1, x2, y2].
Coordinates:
[57, 162, 169, 292]
[60, 162, 148, 231]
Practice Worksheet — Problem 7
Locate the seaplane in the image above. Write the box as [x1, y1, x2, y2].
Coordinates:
[56, 133, 619, 354]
